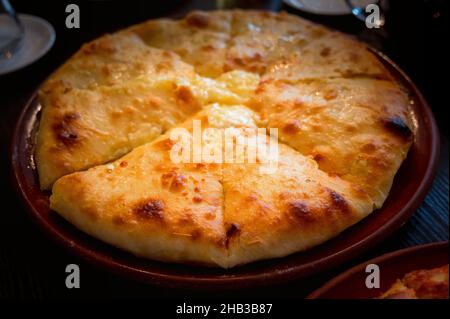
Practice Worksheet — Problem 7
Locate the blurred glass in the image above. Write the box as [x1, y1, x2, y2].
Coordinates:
[0, 0, 23, 59]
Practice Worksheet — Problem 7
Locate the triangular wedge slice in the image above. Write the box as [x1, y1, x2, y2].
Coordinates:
[131, 11, 233, 78]
[262, 30, 390, 81]
[37, 78, 203, 190]
[225, 10, 328, 74]
[222, 139, 374, 267]
[36, 28, 261, 189]
[50, 104, 260, 267]
[249, 78, 414, 207]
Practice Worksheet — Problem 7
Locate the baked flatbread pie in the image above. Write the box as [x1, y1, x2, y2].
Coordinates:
[36, 10, 414, 268]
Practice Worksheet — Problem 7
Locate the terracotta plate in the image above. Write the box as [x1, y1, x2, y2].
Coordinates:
[307, 241, 449, 299]
[11, 50, 440, 289]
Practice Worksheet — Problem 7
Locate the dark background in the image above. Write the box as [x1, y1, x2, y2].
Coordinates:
[0, 0, 448, 299]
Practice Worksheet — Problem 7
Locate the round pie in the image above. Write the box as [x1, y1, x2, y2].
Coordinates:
[35, 10, 414, 268]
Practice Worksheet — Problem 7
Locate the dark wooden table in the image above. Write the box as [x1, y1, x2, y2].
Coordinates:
[0, 0, 448, 299]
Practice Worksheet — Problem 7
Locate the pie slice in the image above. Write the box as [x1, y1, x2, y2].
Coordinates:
[50, 104, 260, 267]
[37, 78, 203, 190]
[36, 26, 261, 190]
[225, 10, 328, 74]
[131, 11, 233, 78]
[222, 133, 373, 267]
[41, 31, 196, 90]
[50, 134, 228, 266]
[262, 30, 390, 81]
[250, 78, 413, 207]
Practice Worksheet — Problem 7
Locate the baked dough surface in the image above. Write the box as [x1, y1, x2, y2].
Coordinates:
[38, 10, 414, 267]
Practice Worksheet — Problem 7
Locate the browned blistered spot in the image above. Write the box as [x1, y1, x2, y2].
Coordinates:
[82, 39, 116, 55]
[154, 138, 176, 151]
[208, 163, 220, 171]
[250, 64, 265, 74]
[194, 187, 200, 193]
[311, 27, 326, 39]
[323, 88, 338, 100]
[170, 174, 187, 192]
[381, 116, 413, 141]
[254, 84, 266, 95]
[161, 171, 175, 187]
[82, 42, 98, 55]
[201, 44, 215, 52]
[320, 47, 331, 57]
[361, 143, 377, 154]
[162, 50, 174, 58]
[199, 115, 209, 125]
[186, 12, 210, 28]
[313, 153, 325, 163]
[53, 112, 81, 147]
[194, 163, 206, 170]
[203, 211, 215, 220]
[278, 191, 291, 200]
[101, 64, 115, 76]
[155, 61, 171, 72]
[177, 213, 194, 226]
[230, 53, 264, 70]
[119, 161, 128, 168]
[112, 216, 126, 226]
[248, 52, 262, 62]
[84, 207, 98, 221]
[232, 57, 245, 66]
[190, 229, 202, 241]
[370, 154, 391, 169]
[282, 119, 301, 134]
[246, 194, 258, 202]
[310, 123, 323, 132]
[193, 196, 203, 203]
[349, 51, 361, 63]
[225, 223, 240, 248]
[134, 199, 164, 220]
[345, 124, 357, 133]
[155, 164, 169, 171]
[327, 189, 350, 213]
[288, 200, 315, 223]
[176, 85, 196, 104]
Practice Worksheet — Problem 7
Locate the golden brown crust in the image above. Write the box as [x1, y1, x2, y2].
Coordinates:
[38, 10, 414, 267]
[51, 133, 229, 266]
[131, 11, 233, 78]
[37, 78, 202, 189]
[249, 78, 413, 207]
[222, 131, 373, 266]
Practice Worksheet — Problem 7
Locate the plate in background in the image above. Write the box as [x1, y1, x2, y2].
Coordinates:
[0, 14, 55, 75]
[283, 0, 376, 15]
[307, 241, 448, 299]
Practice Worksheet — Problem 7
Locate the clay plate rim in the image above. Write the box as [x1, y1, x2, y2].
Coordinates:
[307, 241, 449, 299]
